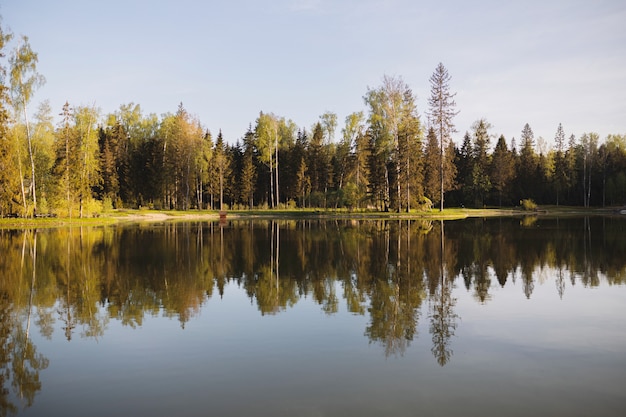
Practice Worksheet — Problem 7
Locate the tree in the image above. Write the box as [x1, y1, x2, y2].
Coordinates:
[565, 134, 577, 204]
[98, 120, 125, 205]
[490, 135, 514, 206]
[467, 119, 492, 207]
[255, 112, 280, 208]
[307, 122, 331, 204]
[580, 132, 599, 207]
[397, 89, 423, 211]
[424, 127, 440, 204]
[9, 36, 45, 217]
[239, 127, 257, 208]
[364, 75, 420, 212]
[427, 63, 458, 211]
[518, 123, 537, 200]
[553, 123, 567, 206]
[352, 122, 371, 209]
[457, 131, 472, 204]
[73, 105, 101, 217]
[53, 101, 76, 217]
[294, 157, 310, 208]
[212, 130, 229, 211]
[319, 111, 337, 144]
[0, 23, 19, 217]
[336, 112, 364, 195]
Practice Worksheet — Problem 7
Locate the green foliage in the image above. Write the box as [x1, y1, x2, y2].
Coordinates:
[0, 21, 625, 216]
[520, 198, 537, 211]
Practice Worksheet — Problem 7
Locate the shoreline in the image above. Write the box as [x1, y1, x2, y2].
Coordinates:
[0, 206, 621, 228]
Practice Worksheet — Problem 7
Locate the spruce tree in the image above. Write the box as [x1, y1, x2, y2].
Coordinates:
[427, 63, 458, 211]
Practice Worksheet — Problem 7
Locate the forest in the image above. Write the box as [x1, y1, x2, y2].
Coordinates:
[1, 22, 625, 218]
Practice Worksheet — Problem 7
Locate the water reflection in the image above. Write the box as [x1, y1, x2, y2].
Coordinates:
[1, 217, 625, 414]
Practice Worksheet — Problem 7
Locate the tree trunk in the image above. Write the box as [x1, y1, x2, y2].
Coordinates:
[275, 134, 279, 208]
[24, 106, 37, 217]
[16, 135, 27, 215]
[440, 137, 444, 212]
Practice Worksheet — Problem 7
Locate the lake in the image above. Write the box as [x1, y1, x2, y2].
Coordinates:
[1, 216, 625, 417]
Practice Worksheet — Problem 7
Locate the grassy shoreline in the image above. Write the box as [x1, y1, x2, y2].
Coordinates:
[0, 206, 621, 228]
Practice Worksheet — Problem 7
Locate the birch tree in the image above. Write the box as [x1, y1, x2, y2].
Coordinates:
[0, 23, 18, 216]
[553, 123, 567, 205]
[364, 75, 419, 211]
[9, 36, 45, 216]
[73, 105, 101, 217]
[580, 132, 599, 207]
[255, 112, 279, 207]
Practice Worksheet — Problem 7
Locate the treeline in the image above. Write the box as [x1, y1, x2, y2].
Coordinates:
[1, 23, 625, 217]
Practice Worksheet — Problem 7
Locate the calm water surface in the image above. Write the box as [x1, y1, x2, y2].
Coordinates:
[1, 217, 625, 417]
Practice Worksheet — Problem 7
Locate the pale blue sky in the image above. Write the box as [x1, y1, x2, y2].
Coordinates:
[2, 0, 625, 146]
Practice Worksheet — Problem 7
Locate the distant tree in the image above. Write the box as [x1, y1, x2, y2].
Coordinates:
[239, 127, 257, 208]
[603, 134, 626, 205]
[98, 120, 125, 205]
[565, 134, 577, 204]
[212, 130, 230, 211]
[319, 111, 337, 144]
[352, 124, 371, 208]
[295, 157, 310, 208]
[397, 89, 423, 211]
[517, 123, 537, 200]
[468, 119, 492, 207]
[73, 105, 101, 217]
[255, 112, 280, 207]
[427, 63, 458, 211]
[552, 123, 567, 206]
[424, 127, 440, 204]
[457, 131, 472, 204]
[490, 135, 514, 207]
[53, 102, 73, 216]
[307, 122, 331, 203]
[337, 112, 364, 193]
[580, 132, 599, 207]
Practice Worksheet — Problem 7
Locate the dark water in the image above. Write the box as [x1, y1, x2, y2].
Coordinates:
[1, 217, 625, 417]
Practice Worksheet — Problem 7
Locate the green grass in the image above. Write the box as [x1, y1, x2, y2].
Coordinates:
[1, 205, 619, 228]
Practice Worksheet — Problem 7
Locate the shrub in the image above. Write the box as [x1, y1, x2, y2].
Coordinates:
[520, 198, 537, 211]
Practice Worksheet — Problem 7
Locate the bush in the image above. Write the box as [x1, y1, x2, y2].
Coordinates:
[102, 197, 113, 212]
[417, 196, 433, 211]
[520, 198, 537, 211]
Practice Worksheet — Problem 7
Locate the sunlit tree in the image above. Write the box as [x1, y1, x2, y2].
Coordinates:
[427, 63, 458, 211]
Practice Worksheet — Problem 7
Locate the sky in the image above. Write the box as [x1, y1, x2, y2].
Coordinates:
[2, 0, 625, 147]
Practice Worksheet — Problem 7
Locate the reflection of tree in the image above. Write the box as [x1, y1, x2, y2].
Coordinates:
[0, 216, 624, 387]
[0, 294, 18, 417]
[10, 325, 49, 409]
[0, 298, 49, 417]
[364, 221, 427, 357]
[249, 221, 299, 315]
[0, 229, 49, 417]
[428, 221, 459, 366]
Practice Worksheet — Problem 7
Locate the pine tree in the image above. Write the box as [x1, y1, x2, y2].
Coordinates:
[213, 130, 228, 211]
[518, 123, 537, 201]
[239, 127, 257, 209]
[468, 119, 492, 206]
[491, 135, 514, 207]
[427, 63, 458, 211]
[424, 127, 441, 206]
